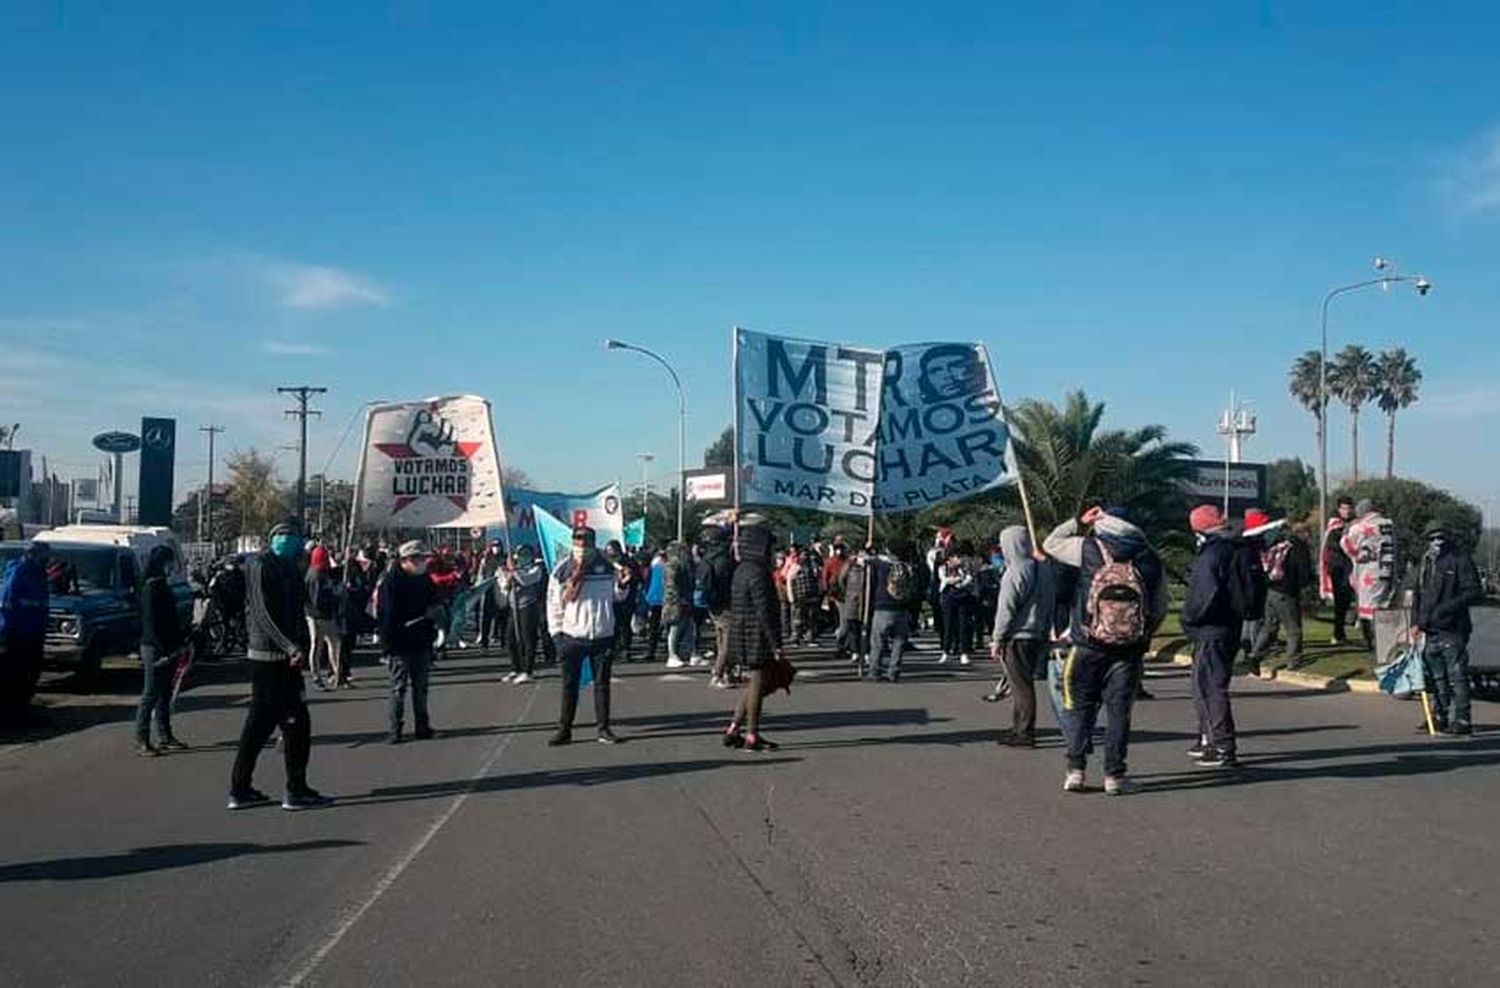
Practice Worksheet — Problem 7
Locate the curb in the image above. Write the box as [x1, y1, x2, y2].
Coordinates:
[1149, 645, 1378, 694]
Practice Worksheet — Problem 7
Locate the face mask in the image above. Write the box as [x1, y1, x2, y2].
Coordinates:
[990, 554, 1004, 568]
[572, 546, 587, 563]
[270, 534, 303, 560]
[1428, 537, 1445, 554]
[408, 559, 429, 575]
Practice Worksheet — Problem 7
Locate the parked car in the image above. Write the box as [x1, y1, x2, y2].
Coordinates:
[0, 539, 192, 677]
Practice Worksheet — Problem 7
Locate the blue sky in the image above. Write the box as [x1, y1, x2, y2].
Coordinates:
[3, 2, 1498, 517]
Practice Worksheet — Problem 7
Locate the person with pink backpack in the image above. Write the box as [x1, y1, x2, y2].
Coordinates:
[1042, 505, 1169, 796]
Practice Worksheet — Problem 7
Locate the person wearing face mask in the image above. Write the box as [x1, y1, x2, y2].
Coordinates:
[1411, 521, 1483, 737]
[228, 519, 329, 812]
[500, 545, 547, 683]
[546, 527, 628, 746]
[377, 541, 442, 743]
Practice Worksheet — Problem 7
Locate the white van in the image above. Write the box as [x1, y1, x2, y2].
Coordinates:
[35, 524, 188, 579]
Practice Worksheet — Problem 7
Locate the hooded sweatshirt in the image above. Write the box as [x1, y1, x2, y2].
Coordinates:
[1042, 513, 1168, 649]
[990, 525, 1054, 645]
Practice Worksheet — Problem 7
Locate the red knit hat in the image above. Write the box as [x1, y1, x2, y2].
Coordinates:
[309, 545, 330, 571]
[1189, 504, 1225, 534]
[1244, 509, 1272, 531]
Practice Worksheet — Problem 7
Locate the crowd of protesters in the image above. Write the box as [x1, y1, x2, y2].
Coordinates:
[0, 487, 1485, 806]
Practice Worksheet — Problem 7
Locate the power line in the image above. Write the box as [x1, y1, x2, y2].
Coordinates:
[277, 386, 327, 528]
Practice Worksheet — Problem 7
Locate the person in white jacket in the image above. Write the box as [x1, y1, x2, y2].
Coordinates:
[547, 526, 628, 747]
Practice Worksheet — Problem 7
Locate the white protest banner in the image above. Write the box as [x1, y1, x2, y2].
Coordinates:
[353, 395, 508, 529]
[499, 484, 624, 549]
[734, 328, 1015, 516]
[873, 340, 1012, 512]
[735, 328, 884, 514]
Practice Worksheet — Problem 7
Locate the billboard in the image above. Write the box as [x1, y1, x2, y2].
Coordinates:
[137, 417, 177, 526]
[684, 468, 735, 504]
[1180, 459, 1268, 514]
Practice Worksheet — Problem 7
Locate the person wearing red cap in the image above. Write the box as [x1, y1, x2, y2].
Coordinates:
[303, 544, 344, 690]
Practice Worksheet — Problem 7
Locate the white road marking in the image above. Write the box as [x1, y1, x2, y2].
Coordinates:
[274, 688, 539, 988]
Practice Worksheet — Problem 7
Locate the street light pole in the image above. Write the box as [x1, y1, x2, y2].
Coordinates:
[637, 452, 656, 519]
[1317, 263, 1431, 526]
[606, 340, 686, 543]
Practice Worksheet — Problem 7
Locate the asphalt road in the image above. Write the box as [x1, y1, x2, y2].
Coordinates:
[1, 638, 1497, 988]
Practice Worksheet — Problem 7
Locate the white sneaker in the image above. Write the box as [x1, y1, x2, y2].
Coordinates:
[710, 676, 732, 690]
[512, 672, 533, 684]
[666, 657, 685, 669]
[501, 672, 517, 683]
[1062, 770, 1086, 793]
[959, 654, 971, 666]
[1104, 775, 1139, 797]
[689, 654, 708, 667]
[937, 653, 951, 664]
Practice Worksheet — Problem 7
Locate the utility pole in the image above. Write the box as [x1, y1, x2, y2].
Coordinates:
[198, 424, 225, 544]
[278, 386, 327, 530]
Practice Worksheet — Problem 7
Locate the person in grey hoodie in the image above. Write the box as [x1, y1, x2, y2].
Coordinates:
[987, 525, 1054, 748]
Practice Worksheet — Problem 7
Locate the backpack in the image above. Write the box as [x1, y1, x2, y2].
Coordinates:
[886, 560, 918, 603]
[1084, 541, 1148, 648]
[1261, 541, 1292, 584]
[1227, 541, 1268, 622]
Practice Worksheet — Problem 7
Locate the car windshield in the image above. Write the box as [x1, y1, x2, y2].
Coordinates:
[0, 545, 118, 592]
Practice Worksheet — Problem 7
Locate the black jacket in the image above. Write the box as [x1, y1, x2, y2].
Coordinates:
[1183, 535, 1241, 642]
[245, 552, 309, 660]
[138, 575, 184, 653]
[377, 567, 437, 654]
[1413, 545, 1481, 638]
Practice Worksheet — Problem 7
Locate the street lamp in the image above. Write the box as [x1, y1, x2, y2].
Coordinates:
[606, 340, 686, 543]
[636, 452, 656, 520]
[1318, 259, 1432, 526]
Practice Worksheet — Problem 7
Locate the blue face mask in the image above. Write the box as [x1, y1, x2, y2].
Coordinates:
[990, 553, 1004, 568]
[270, 534, 304, 560]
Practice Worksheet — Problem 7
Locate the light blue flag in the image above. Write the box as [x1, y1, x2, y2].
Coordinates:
[532, 505, 575, 574]
[623, 518, 646, 549]
[534, 504, 594, 687]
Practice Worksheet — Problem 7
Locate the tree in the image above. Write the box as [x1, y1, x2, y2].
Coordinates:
[1287, 350, 1326, 458]
[1335, 477, 1483, 574]
[1374, 348, 1421, 481]
[1266, 457, 1319, 520]
[704, 427, 734, 469]
[1002, 391, 1199, 549]
[1329, 344, 1377, 482]
[501, 466, 534, 490]
[224, 449, 291, 543]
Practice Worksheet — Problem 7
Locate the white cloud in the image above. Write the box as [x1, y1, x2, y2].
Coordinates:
[261, 339, 333, 356]
[273, 264, 389, 310]
[1413, 386, 1500, 420]
[1440, 125, 1500, 215]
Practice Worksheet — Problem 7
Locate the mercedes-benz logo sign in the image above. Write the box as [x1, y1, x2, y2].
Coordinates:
[143, 424, 173, 450]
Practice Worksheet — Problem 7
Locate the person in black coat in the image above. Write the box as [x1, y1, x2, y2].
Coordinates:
[136, 545, 187, 756]
[722, 515, 784, 751]
[1412, 520, 1483, 735]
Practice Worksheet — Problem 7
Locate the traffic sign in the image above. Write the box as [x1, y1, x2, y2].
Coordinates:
[92, 432, 141, 454]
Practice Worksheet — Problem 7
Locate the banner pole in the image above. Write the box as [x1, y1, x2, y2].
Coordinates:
[997, 389, 1039, 550]
[344, 403, 373, 558]
[731, 326, 742, 545]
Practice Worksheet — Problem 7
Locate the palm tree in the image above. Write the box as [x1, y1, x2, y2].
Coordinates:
[1328, 344, 1377, 483]
[1287, 350, 1326, 457]
[999, 391, 1199, 544]
[1374, 348, 1421, 480]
